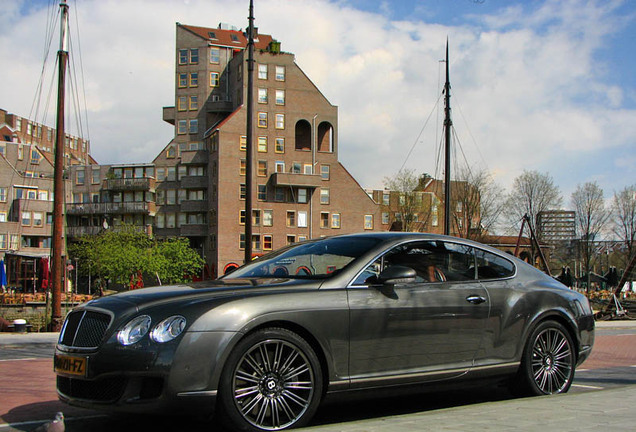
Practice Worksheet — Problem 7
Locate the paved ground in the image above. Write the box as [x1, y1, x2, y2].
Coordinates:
[0, 320, 634, 431]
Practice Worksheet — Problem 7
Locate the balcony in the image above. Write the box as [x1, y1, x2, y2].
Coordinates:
[180, 200, 208, 212]
[180, 150, 208, 164]
[163, 106, 175, 125]
[271, 173, 322, 188]
[180, 224, 208, 237]
[66, 226, 102, 237]
[66, 202, 156, 216]
[103, 177, 156, 192]
[181, 176, 207, 189]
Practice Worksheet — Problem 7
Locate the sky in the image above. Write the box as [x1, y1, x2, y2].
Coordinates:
[1, 0, 635, 206]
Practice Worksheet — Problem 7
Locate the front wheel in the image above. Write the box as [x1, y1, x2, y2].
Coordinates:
[218, 328, 323, 431]
[512, 320, 576, 396]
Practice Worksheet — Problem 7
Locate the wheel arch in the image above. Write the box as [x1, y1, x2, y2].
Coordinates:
[522, 309, 581, 364]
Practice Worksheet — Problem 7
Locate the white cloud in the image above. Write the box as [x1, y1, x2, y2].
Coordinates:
[1, 0, 634, 196]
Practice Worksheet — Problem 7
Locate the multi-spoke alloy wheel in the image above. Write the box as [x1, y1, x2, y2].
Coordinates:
[530, 327, 573, 394]
[219, 328, 322, 431]
[512, 321, 576, 396]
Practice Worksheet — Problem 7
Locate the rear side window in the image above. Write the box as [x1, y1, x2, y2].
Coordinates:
[475, 249, 515, 280]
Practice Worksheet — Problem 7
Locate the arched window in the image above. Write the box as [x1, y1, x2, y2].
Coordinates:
[318, 121, 334, 152]
[295, 120, 311, 151]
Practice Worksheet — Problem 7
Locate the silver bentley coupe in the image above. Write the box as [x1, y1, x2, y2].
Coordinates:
[55, 232, 594, 431]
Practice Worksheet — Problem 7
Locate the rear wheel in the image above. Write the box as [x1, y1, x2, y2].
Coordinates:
[512, 320, 575, 396]
[218, 328, 323, 431]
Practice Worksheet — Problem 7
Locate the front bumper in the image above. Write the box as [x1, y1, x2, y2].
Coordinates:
[55, 330, 237, 415]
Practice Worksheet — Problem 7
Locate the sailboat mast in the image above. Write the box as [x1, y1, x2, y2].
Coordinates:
[51, 0, 69, 331]
[244, 0, 255, 263]
[443, 39, 452, 236]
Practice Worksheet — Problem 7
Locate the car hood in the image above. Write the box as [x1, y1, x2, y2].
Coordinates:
[83, 277, 320, 311]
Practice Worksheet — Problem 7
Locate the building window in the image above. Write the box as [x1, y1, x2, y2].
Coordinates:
[298, 211, 307, 228]
[257, 160, 267, 176]
[275, 65, 285, 81]
[76, 169, 85, 185]
[240, 136, 247, 151]
[166, 189, 176, 205]
[177, 120, 187, 135]
[320, 212, 329, 228]
[275, 188, 285, 202]
[286, 211, 296, 227]
[30, 149, 41, 164]
[275, 114, 285, 129]
[239, 233, 245, 250]
[432, 206, 439, 227]
[275, 90, 285, 105]
[18, 145, 23, 160]
[303, 164, 312, 175]
[275, 161, 285, 173]
[320, 164, 330, 180]
[189, 96, 198, 110]
[240, 159, 246, 176]
[252, 234, 261, 251]
[292, 162, 301, 174]
[263, 235, 273, 250]
[0, 187, 6, 202]
[10, 234, 19, 250]
[0, 234, 6, 249]
[210, 72, 219, 87]
[382, 212, 389, 224]
[258, 88, 268, 104]
[92, 168, 100, 184]
[331, 213, 341, 228]
[189, 119, 198, 134]
[383, 192, 390, 205]
[179, 49, 188, 65]
[286, 235, 295, 245]
[179, 73, 187, 87]
[239, 210, 246, 225]
[190, 48, 199, 64]
[258, 185, 267, 201]
[240, 183, 246, 200]
[22, 211, 31, 226]
[178, 96, 187, 111]
[320, 188, 330, 204]
[275, 137, 285, 153]
[258, 112, 267, 128]
[258, 64, 268, 79]
[263, 209, 273, 226]
[297, 188, 307, 204]
[257, 136, 267, 152]
[210, 47, 220, 64]
[190, 72, 198, 87]
[364, 215, 374, 230]
[167, 145, 177, 158]
[33, 212, 43, 227]
[252, 209, 261, 226]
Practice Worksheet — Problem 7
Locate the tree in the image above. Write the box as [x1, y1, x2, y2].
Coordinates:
[506, 170, 562, 234]
[383, 169, 429, 232]
[613, 184, 636, 267]
[571, 182, 610, 294]
[454, 167, 505, 240]
[68, 226, 204, 292]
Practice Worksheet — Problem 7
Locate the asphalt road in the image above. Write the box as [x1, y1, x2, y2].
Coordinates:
[1, 324, 634, 432]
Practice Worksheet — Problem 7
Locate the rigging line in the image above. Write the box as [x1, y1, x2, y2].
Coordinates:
[71, 0, 91, 148]
[450, 88, 488, 169]
[397, 92, 443, 174]
[30, 0, 59, 125]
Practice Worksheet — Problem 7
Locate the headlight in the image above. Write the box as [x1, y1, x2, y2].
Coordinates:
[117, 315, 152, 346]
[150, 315, 186, 343]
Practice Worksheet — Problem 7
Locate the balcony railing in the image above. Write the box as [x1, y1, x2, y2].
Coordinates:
[66, 202, 156, 216]
[103, 177, 155, 192]
[271, 173, 323, 188]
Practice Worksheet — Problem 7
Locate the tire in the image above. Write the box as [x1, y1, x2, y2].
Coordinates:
[511, 320, 576, 396]
[218, 328, 323, 431]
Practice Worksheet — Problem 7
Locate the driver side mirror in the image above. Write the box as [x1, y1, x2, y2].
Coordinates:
[376, 265, 417, 286]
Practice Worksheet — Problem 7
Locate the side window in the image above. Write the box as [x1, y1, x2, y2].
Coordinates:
[475, 249, 515, 280]
[352, 240, 476, 285]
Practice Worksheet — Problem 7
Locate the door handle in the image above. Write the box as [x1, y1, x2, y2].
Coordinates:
[466, 295, 486, 305]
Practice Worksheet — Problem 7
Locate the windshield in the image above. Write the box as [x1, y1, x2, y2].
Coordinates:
[223, 237, 382, 279]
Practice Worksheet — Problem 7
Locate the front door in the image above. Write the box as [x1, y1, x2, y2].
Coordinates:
[347, 240, 489, 388]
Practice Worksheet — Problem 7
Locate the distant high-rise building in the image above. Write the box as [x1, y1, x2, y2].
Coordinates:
[537, 210, 576, 243]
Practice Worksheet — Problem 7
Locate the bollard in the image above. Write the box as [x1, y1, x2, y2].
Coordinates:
[13, 319, 27, 333]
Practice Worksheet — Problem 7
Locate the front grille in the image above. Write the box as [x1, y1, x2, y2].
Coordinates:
[57, 376, 127, 402]
[60, 310, 111, 348]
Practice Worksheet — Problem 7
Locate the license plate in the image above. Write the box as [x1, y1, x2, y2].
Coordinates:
[54, 354, 87, 377]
